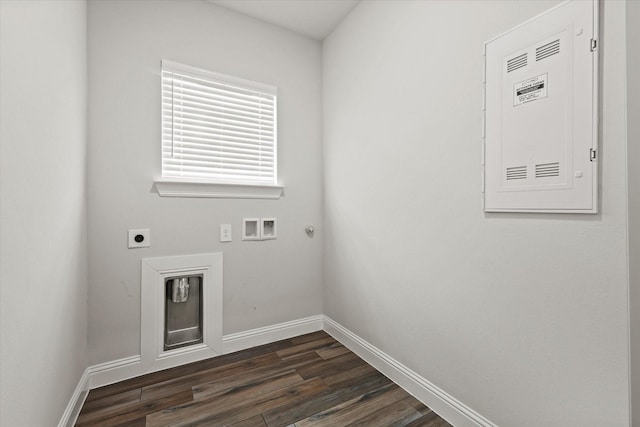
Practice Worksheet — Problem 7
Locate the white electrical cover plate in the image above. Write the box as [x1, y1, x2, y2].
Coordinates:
[220, 224, 232, 242]
[128, 229, 150, 248]
[483, 0, 598, 213]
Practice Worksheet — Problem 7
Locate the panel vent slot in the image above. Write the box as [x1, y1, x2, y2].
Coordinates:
[536, 39, 560, 61]
[506, 166, 527, 180]
[535, 162, 560, 178]
[506, 53, 528, 73]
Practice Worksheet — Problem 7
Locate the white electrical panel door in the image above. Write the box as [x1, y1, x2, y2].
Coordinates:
[483, 0, 598, 213]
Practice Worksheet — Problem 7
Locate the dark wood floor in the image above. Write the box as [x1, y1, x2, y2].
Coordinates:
[76, 331, 452, 427]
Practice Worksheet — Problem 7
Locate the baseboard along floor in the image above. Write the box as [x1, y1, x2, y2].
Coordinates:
[74, 330, 452, 427]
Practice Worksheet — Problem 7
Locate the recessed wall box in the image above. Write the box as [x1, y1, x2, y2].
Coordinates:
[261, 218, 277, 240]
[483, 0, 599, 213]
[164, 275, 203, 351]
[242, 218, 260, 240]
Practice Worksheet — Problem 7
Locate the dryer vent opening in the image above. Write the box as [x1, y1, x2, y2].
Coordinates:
[164, 275, 203, 351]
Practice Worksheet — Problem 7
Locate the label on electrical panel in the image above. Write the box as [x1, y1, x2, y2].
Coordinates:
[514, 73, 548, 106]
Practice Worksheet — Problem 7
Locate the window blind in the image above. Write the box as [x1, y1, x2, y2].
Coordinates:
[161, 60, 277, 185]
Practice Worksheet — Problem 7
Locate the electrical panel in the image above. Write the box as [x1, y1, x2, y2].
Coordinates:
[483, 0, 599, 213]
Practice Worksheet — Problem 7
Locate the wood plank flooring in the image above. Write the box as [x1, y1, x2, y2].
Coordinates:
[76, 331, 452, 427]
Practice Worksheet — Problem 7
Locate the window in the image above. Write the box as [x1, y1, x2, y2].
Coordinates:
[156, 60, 282, 198]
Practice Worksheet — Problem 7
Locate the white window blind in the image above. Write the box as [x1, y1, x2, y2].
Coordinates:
[161, 60, 277, 185]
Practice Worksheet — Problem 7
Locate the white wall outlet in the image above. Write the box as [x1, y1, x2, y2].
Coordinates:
[220, 224, 232, 242]
[261, 218, 277, 240]
[242, 218, 260, 241]
[128, 229, 150, 248]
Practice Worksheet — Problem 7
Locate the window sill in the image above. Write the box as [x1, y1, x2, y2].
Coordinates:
[154, 179, 284, 199]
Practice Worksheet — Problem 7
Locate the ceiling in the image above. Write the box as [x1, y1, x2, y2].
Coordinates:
[209, 0, 360, 40]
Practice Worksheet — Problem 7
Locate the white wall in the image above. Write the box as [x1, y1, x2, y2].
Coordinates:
[627, 0, 640, 425]
[87, 0, 323, 364]
[323, 1, 630, 425]
[0, 1, 88, 425]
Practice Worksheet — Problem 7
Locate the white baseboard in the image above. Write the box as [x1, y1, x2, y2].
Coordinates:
[57, 369, 89, 427]
[87, 355, 143, 390]
[322, 316, 495, 427]
[82, 315, 324, 391]
[222, 315, 324, 354]
[62, 314, 491, 427]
